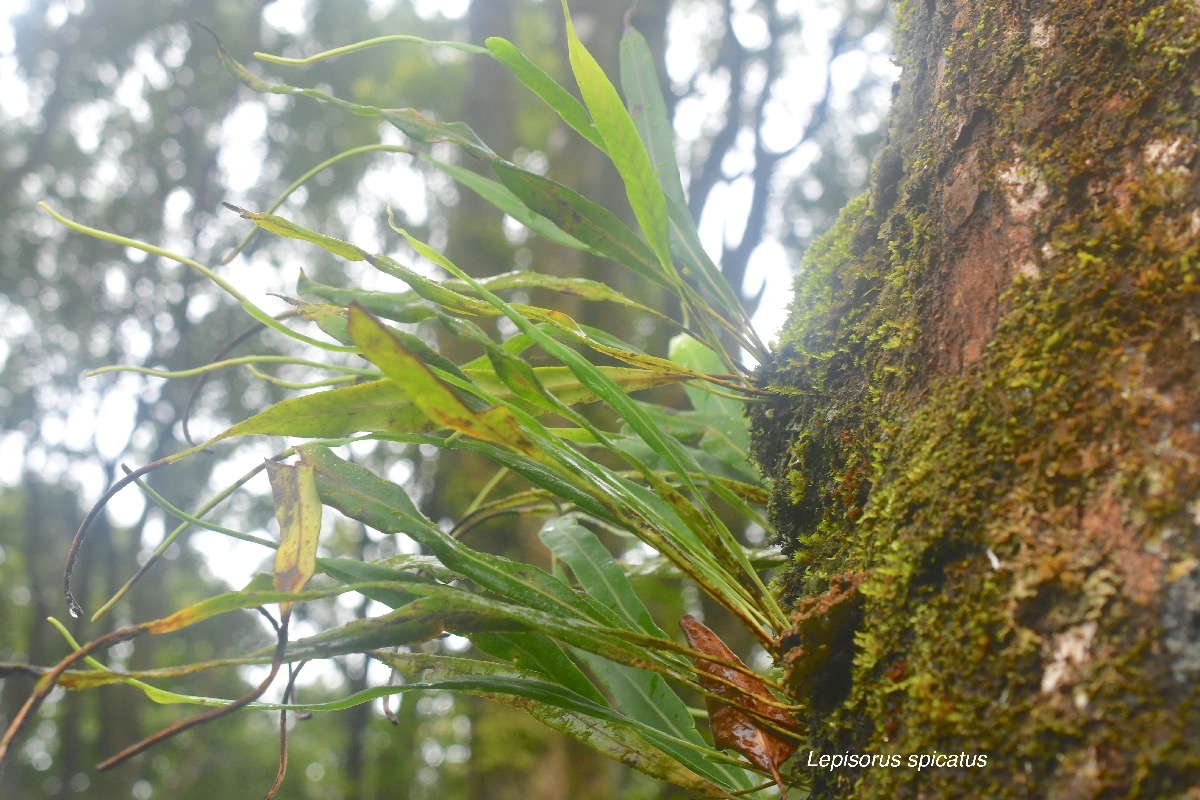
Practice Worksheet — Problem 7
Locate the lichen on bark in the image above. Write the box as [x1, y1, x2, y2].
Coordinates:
[752, 0, 1200, 796]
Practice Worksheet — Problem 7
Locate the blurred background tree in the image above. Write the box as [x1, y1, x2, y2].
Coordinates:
[0, 0, 894, 797]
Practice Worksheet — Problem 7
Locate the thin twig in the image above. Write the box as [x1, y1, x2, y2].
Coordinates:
[96, 616, 291, 771]
[64, 458, 168, 618]
[0, 627, 142, 767]
[262, 660, 307, 800]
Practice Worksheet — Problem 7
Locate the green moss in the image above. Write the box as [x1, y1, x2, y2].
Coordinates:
[754, 0, 1200, 796]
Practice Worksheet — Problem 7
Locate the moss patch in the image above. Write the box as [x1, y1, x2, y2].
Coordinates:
[754, 0, 1200, 796]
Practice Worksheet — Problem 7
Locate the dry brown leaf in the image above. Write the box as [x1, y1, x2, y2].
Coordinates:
[680, 615, 800, 795]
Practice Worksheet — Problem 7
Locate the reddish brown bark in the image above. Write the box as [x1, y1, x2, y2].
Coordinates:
[753, 1, 1200, 797]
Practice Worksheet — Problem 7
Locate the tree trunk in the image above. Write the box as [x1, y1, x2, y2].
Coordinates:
[751, 1, 1200, 797]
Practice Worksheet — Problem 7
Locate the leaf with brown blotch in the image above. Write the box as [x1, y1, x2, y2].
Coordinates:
[267, 461, 322, 620]
[680, 615, 799, 795]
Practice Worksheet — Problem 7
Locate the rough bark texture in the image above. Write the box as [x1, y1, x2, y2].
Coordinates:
[751, 0, 1200, 797]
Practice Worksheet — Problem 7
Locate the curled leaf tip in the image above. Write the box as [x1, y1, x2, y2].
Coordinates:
[190, 21, 218, 43]
[623, 3, 639, 31]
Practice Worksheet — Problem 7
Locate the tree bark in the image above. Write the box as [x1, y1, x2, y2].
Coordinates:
[751, 0, 1200, 797]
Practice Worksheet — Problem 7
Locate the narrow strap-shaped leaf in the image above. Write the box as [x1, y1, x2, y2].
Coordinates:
[470, 631, 608, 705]
[399, 231, 704, 488]
[484, 36, 606, 152]
[212, 32, 754, 365]
[538, 517, 756, 790]
[252, 33, 488, 65]
[492, 162, 669, 289]
[223, 204, 367, 260]
[267, 461, 322, 618]
[50, 643, 741, 797]
[301, 445, 619, 626]
[219, 380, 429, 441]
[390, 229, 782, 634]
[539, 516, 663, 637]
[622, 548, 786, 579]
[258, 665, 740, 798]
[393, 584, 693, 678]
[317, 557, 433, 612]
[141, 578, 414, 635]
[269, 585, 679, 682]
[418, 437, 618, 523]
[316, 556, 607, 707]
[418, 153, 593, 251]
[366, 252, 497, 316]
[296, 273, 438, 324]
[370, 650, 741, 798]
[570, 649, 756, 792]
[484, 345, 560, 415]
[599, 471, 763, 614]
[212, 38, 497, 160]
[474, 272, 676, 324]
[243, 32, 729, 357]
[482, 423, 763, 635]
[398, 233, 739, 556]
[347, 303, 541, 455]
[665, 196, 760, 350]
[616, 30, 761, 351]
[226, 205, 493, 318]
[218, 364, 648, 444]
[300, 446, 438, 539]
[213, 43, 680, 301]
[281, 295, 471, 380]
[618, 25, 765, 358]
[232, 20, 670, 314]
[298, 269, 678, 343]
[631, 403, 755, 469]
[619, 24, 685, 211]
[283, 298, 356, 345]
[561, 1, 672, 273]
[381, 108, 495, 161]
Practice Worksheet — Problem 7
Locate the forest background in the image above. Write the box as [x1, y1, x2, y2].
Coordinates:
[0, 1, 894, 797]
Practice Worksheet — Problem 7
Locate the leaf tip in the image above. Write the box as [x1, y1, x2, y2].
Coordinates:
[190, 21, 219, 45]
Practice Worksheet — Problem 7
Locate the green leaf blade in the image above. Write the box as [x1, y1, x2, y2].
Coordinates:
[371, 651, 741, 798]
[538, 516, 757, 789]
[492, 162, 669, 289]
[561, 1, 671, 271]
[303, 446, 613, 624]
[619, 24, 686, 211]
[539, 516, 662, 637]
[221, 380, 426, 440]
[485, 37, 606, 152]
[222, 203, 367, 261]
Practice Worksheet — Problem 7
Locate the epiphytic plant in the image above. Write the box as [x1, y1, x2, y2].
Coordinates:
[1, 5, 803, 796]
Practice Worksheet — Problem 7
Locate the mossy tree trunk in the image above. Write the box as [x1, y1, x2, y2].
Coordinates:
[751, 1, 1200, 797]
